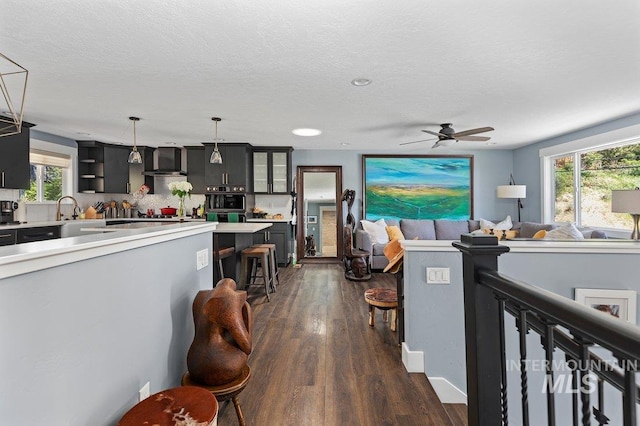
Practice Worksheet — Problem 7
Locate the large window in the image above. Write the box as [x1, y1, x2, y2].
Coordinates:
[549, 144, 640, 231]
[21, 149, 71, 202]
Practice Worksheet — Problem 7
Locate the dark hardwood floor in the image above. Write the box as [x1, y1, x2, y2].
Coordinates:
[216, 263, 467, 425]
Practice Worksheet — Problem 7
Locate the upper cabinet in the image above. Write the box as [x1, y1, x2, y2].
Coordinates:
[77, 141, 154, 194]
[0, 122, 33, 189]
[186, 146, 206, 194]
[204, 143, 251, 188]
[252, 147, 292, 194]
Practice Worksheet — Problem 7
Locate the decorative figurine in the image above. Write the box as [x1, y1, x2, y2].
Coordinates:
[341, 189, 356, 227]
[187, 279, 253, 386]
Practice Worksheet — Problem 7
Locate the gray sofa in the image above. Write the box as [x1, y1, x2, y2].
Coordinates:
[355, 219, 607, 270]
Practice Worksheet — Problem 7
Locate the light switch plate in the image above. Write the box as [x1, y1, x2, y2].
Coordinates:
[426, 267, 450, 284]
[196, 249, 209, 270]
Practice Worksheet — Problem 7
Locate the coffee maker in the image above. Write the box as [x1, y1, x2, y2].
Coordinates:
[1, 201, 18, 224]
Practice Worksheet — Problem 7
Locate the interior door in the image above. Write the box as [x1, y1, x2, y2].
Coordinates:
[296, 166, 343, 262]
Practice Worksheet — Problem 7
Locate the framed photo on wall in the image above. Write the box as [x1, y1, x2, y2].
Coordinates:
[307, 215, 317, 224]
[362, 155, 474, 221]
[574, 288, 637, 324]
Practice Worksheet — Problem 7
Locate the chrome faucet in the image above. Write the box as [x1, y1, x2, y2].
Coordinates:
[56, 196, 79, 221]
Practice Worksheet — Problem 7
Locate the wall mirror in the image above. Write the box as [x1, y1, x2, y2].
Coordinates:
[296, 166, 343, 262]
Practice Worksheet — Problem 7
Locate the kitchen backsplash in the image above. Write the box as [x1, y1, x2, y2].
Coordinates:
[254, 194, 293, 219]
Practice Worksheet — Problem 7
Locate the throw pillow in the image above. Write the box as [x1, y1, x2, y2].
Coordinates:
[519, 222, 557, 238]
[386, 225, 405, 241]
[532, 230, 547, 239]
[479, 215, 513, 231]
[544, 223, 585, 240]
[361, 219, 389, 244]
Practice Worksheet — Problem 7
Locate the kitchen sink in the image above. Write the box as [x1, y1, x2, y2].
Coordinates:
[60, 219, 107, 237]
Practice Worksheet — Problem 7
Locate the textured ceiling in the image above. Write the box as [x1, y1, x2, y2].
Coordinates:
[1, 1, 639, 151]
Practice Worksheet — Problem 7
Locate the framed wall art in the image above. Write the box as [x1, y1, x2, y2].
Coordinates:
[362, 155, 473, 221]
[574, 288, 637, 324]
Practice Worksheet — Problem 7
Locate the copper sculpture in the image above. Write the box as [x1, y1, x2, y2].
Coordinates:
[187, 279, 253, 386]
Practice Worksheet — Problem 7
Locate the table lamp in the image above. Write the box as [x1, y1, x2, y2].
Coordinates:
[611, 188, 640, 240]
[496, 174, 527, 222]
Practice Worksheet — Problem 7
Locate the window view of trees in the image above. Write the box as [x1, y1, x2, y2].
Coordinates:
[554, 144, 640, 229]
[22, 165, 63, 202]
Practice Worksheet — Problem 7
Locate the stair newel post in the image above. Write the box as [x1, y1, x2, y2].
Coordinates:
[453, 234, 511, 426]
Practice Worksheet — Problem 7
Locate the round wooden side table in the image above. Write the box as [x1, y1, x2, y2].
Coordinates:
[118, 385, 218, 426]
[364, 288, 398, 331]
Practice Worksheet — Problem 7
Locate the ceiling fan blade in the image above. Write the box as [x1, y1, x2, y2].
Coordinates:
[452, 126, 494, 138]
[456, 135, 491, 142]
[400, 138, 437, 146]
[421, 130, 445, 137]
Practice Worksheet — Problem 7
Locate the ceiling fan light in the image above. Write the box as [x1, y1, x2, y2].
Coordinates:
[438, 138, 456, 147]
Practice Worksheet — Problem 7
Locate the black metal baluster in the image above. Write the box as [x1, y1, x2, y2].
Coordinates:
[497, 296, 508, 426]
[593, 377, 609, 426]
[572, 362, 579, 426]
[575, 337, 592, 426]
[515, 307, 530, 426]
[542, 320, 556, 426]
[622, 358, 637, 426]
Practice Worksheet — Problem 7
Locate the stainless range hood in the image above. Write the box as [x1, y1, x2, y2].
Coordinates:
[143, 147, 187, 176]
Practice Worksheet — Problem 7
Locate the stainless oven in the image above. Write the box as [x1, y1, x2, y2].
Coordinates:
[205, 186, 246, 212]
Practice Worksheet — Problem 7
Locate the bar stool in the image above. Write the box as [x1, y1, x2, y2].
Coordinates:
[118, 385, 218, 425]
[240, 246, 273, 301]
[252, 243, 279, 288]
[214, 246, 235, 280]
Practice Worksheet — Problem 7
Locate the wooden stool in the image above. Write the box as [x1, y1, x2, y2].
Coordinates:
[364, 288, 398, 332]
[182, 365, 251, 426]
[118, 385, 218, 425]
[240, 246, 274, 301]
[253, 243, 279, 287]
[214, 246, 235, 280]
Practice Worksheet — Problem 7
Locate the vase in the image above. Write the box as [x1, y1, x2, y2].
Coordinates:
[178, 197, 185, 217]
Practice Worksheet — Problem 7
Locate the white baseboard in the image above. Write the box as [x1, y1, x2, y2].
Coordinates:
[429, 377, 467, 404]
[401, 342, 424, 373]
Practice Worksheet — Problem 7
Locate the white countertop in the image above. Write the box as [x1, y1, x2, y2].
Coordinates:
[214, 222, 272, 233]
[0, 221, 218, 279]
[246, 218, 292, 223]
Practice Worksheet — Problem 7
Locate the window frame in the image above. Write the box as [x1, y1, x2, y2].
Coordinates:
[540, 123, 640, 238]
[25, 139, 76, 204]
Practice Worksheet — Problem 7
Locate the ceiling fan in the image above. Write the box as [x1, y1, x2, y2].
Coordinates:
[401, 123, 494, 148]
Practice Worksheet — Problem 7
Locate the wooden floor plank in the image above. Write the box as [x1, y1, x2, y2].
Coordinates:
[213, 263, 464, 425]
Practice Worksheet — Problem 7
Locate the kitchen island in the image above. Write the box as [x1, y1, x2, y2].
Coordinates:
[213, 222, 273, 284]
[0, 221, 218, 425]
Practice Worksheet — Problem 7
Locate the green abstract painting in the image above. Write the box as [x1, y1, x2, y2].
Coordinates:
[363, 155, 473, 221]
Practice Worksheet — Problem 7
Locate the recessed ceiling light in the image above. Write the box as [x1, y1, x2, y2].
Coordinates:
[292, 128, 322, 136]
[351, 78, 372, 86]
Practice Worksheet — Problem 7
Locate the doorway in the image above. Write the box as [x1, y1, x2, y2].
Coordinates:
[296, 166, 343, 263]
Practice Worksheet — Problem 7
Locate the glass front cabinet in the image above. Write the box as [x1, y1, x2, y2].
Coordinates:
[252, 147, 292, 194]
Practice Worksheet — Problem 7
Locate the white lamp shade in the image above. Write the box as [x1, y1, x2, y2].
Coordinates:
[496, 185, 526, 199]
[611, 189, 640, 214]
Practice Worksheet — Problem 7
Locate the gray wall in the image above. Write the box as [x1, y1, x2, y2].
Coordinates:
[404, 245, 640, 425]
[0, 233, 213, 425]
[513, 111, 640, 223]
[293, 148, 518, 225]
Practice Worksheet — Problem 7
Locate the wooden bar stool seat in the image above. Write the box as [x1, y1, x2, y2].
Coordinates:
[182, 366, 251, 426]
[364, 288, 398, 331]
[252, 243, 279, 288]
[214, 246, 235, 280]
[118, 385, 218, 425]
[240, 246, 274, 301]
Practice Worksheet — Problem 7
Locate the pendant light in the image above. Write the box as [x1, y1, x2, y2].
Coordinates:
[210, 117, 223, 164]
[128, 116, 142, 164]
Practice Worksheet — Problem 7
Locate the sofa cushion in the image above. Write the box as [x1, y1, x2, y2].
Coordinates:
[434, 220, 470, 240]
[400, 219, 436, 240]
[372, 244, 387, 256]
[361, 219, 389, 244]
[544, 223, 585, 240]
[480, 216, 512, 231]
[519, 222, 557, 238]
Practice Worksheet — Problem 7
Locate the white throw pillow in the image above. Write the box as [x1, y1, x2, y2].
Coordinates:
[360, 219, 389, 244]
[544, 223, 585, 240]
[479, 215, 513, 231]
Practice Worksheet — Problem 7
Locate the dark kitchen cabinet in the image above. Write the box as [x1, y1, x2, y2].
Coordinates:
[252, 222, 291, 266]
[0, 229, 16, 246]
[252, 147, 292, 194]
[0, 122, 33, 189]
[78, 141, 151, 194]
[16, 225, 61, 243]
[186, 146, 206, 194]
[204, 143, 251, 188]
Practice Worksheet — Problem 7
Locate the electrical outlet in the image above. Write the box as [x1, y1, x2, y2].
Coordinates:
[426, 267, 450, 284]
[196, 249, 209, 270]
[139, 382, 150, 401]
